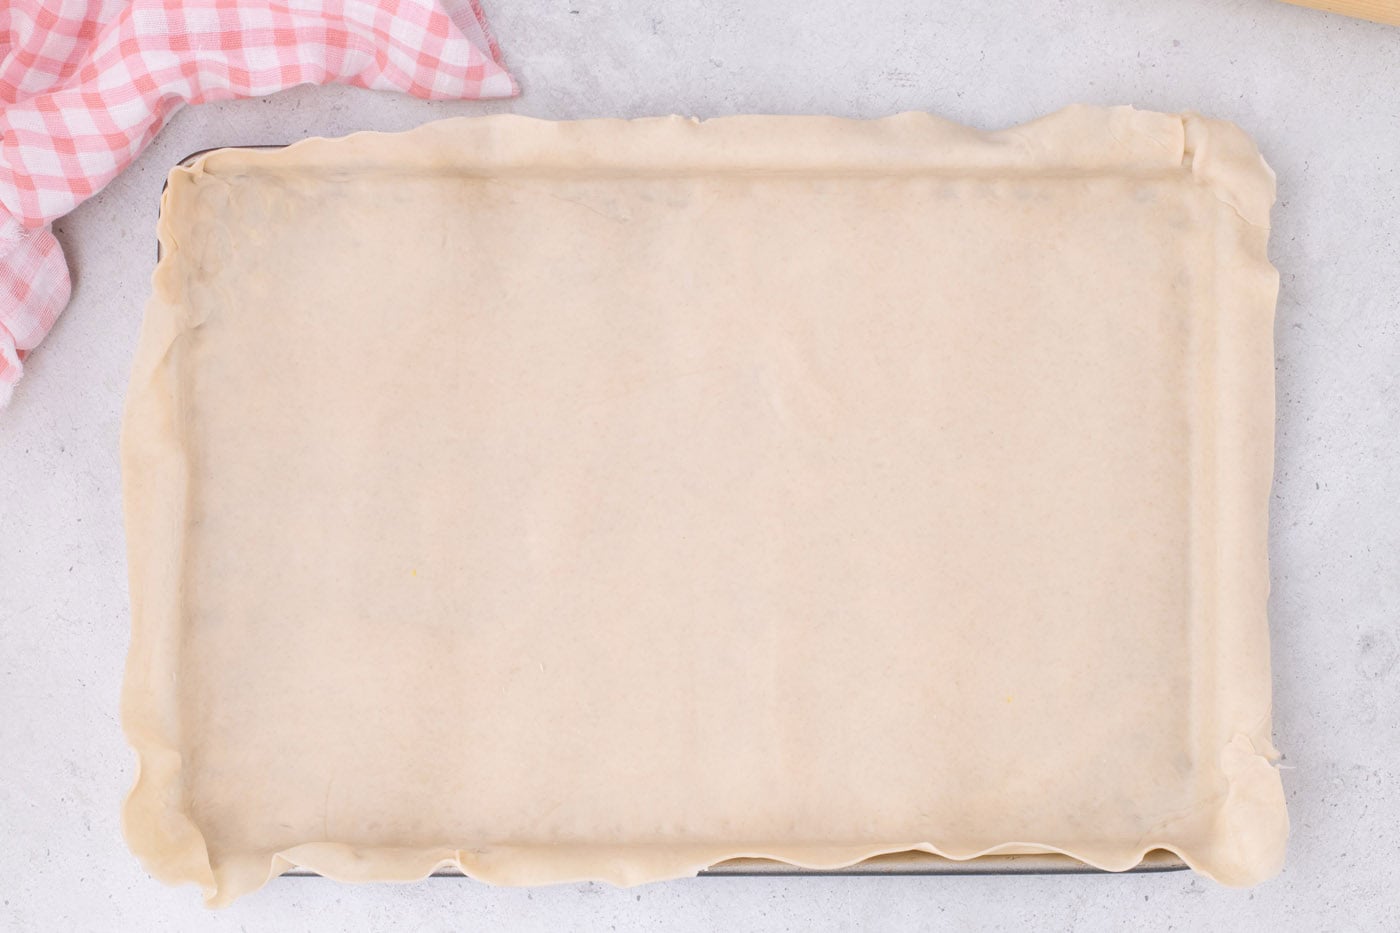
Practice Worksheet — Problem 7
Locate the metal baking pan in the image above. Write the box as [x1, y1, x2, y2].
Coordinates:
[160, 145, 1189, 881]
[281, 849, 1188, 878]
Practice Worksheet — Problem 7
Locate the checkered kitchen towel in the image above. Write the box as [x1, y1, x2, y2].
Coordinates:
[0, 0, 516, 408]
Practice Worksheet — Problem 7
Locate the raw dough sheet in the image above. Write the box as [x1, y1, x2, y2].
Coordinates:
[121, 107, 1288, 906]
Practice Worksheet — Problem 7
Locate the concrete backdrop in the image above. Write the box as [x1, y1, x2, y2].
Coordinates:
[3, 1, 1397, 928]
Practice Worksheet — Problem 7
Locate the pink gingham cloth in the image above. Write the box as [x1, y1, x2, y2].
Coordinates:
[0, 0, 516, 408]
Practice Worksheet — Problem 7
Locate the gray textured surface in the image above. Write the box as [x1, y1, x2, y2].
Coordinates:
[2, 0, 1398, 929]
